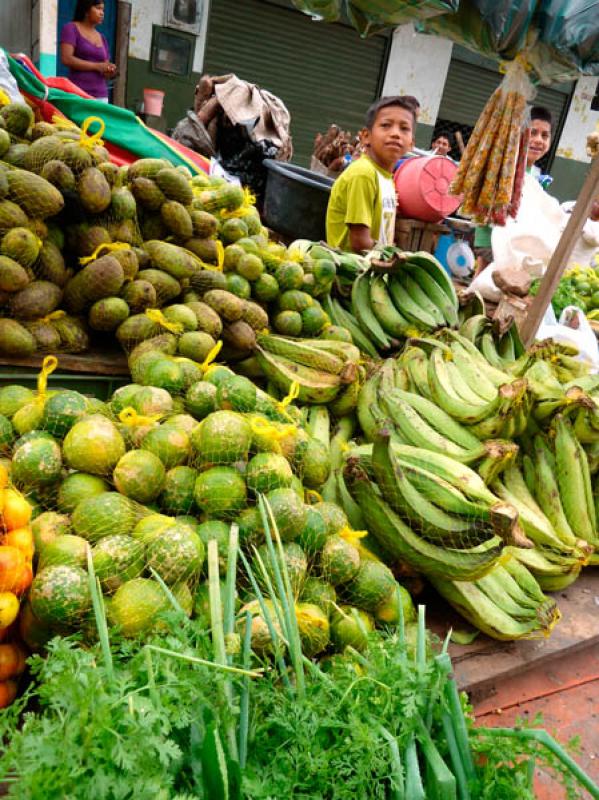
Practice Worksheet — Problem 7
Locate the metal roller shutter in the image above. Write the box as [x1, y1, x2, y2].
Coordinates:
[202, 0, 390, 165]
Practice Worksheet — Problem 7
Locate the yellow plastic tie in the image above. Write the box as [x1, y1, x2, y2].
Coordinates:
[250, 415, 296, 442]
[339, 526, 368, 545]
[37, 309, 66, 325]
[37, 355, 58, 400]
[294, 605, 328, 631]
[79, 115, 106, 150]
[243, 187, 257, 207]
[0, 89, 11, 106]
[276, 381, 300, 412]
[215, 240, 225, 271]
[339, 441, 350, 453]
[51, 114, 79, 131]
[79, 241, 131, 265]
[144, 308, 184, 334]
[118, 407, 163, 427]
[199, 340, 223, 373]
[305, 489, 323, 505]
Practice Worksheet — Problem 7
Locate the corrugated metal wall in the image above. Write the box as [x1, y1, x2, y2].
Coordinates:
[202, 0, 390, 164]
[0, 0, 33, 56]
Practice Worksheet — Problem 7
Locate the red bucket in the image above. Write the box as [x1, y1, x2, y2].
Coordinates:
[394, 155, 462, 223]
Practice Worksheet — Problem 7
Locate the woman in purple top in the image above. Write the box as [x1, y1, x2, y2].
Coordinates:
[60, 0, 116, 101]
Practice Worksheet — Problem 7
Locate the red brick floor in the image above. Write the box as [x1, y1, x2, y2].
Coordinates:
[473, 644, 599, 798]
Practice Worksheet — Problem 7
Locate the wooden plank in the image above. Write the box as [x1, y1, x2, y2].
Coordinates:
[0, 348, 129, 377]
[428, 571, 599, 702]
[112, 1, 131, 108]
[519, 154, 599, 347]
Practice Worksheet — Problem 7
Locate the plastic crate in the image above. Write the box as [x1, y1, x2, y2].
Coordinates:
[0, 370, 129, 400]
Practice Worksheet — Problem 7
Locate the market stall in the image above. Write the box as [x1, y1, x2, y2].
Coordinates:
[0, 7, 599, 794]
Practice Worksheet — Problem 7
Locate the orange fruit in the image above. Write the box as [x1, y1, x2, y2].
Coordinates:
[0, 592, 19, 629]
[13, 562, 33, 596]
[3, 527, 34, 561]
[0, 643, 27, 681]
[0, 680, 18, 708]
[0, 465, 8, 492]
[2, 489, 32, 531]
[0, 546, 26, 593]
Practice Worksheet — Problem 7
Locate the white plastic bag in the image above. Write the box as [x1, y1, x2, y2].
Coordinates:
[536, 305, 599, 372]
[0, 50, 23, 103]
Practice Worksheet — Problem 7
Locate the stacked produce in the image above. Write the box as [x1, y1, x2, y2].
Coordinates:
[0, 466, 33, 707]
[0, 101, 347, 360]
[530, 263, 599, 319]
[324, 246, 460, 357]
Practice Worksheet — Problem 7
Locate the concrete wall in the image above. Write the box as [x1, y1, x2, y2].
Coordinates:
[381, 23, 453, 149]
[547, 77, 599, 203]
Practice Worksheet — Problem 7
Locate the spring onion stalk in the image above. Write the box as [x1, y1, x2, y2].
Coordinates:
[143, 645, 260, 678]
[208, 539, 239, 762]
[440, 711, 471, 800]
[416, 605, 426, 671]
[250, 545, 290, 649]
[379, 725, 405, 800]
[260, 495, 305, 697]
[238, 612, 252, 769]
[223, 523, 239, 641]
[238, 549, 291, 691]
[437, 652, 476, 783]
[86, 545, 113, 680]
[404, 734, 425, 800]
[477, 728, 599, 799]
[149, 567, 186, 617]
[417, 716, 457, 799]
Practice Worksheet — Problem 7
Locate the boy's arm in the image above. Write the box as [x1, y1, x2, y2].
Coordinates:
[348, 224, 375, 253]
[345, 172, 378, 253]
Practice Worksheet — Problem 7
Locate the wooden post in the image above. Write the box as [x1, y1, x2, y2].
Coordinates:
[518, 153, 599, 347]
[112, 1, 131, 109]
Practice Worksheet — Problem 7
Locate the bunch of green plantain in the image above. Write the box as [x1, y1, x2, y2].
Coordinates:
[324, 251, 459, 356]
[254, 332, 363, 406]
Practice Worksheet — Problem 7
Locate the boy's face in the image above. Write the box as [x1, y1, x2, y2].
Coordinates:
[364, 106, 414, 171]
[527, 118, 552, 166]
[433, 136, 451, 156]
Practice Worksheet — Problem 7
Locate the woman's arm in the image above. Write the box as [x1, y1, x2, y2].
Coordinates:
[60, 42, 107, 72]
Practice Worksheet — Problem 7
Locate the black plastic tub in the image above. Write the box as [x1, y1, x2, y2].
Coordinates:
[262, 159, 334, 242]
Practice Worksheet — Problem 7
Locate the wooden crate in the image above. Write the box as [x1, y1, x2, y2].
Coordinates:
[394, 217, 448, 254]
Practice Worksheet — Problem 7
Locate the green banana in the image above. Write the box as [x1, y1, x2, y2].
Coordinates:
[475, 571, 540, 620]
[428, 577, 560, 641]
[406, 262, 459, 327]
[400, 271, 445, 327]
[443, 329, 511, 386]
[381, 392, 486, 463]
[477, 440, 518, 485]
[486, 562, 545, 610]
[369, 275, 413, 337]
[501, 554, 549, 603]
[307, 339, 361, 363]
[400, 347, 432, 399]
[257, 334, 346, 375]
[387, 387, 482, 451]
[492, 478, 573, 551]
[372, 433, 484, 541]
[555, 415, 597, 544]
[450, 342, 498, 403]
[503, 462, 546, 517]
[320, 416, 354, 503]
[532, 436, 577, 547]
[535, 566, 582, 591]
[328, 297, 378, 358]
[459, 313, 488, 344]
[480, 331, 507, 370]
[446, 358, 491, 407]
[405, 251, 458, 309]
[357, 372, 385, 442]
[254, 347, 342, 404]
[428, 348, 501, 424]
[351, 273, 393, 351]
[329, 377, 361, 418]
[306, 405, 330, 447]
[388, 274, 438, 330]
[497, 331, 516, 362]
[345, 461, 504, 581]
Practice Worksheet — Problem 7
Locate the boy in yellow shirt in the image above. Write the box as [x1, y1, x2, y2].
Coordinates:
[326, 96, 416, 254]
